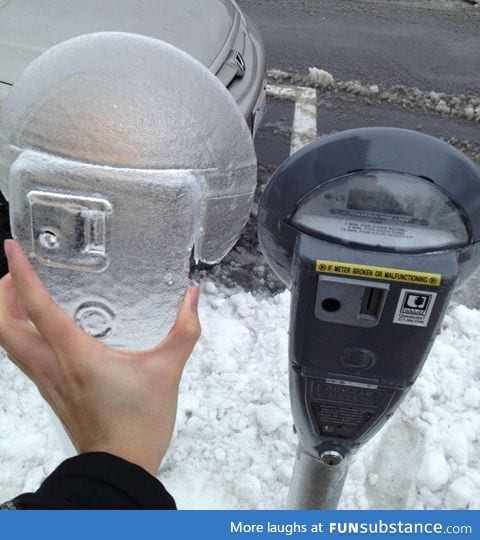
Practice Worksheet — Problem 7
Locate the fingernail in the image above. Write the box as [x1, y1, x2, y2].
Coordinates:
[3, 239, 14, 259]
[189, 277, 199, 288]
[189, 287, 200, 311]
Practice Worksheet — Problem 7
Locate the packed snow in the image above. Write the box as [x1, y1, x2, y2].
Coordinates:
[270, 67, 480, 124]
[308, 68, 334, 88]
[1, 278, 479, 509]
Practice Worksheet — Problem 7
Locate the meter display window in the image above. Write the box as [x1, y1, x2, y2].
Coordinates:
[290, 171, 470, 252]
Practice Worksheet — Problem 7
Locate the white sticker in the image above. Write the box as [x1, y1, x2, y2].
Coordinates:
[342, 220, 415, 241]
[393, 289, 437, 327]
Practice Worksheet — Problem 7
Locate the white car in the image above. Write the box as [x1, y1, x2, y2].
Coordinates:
[0, 0, 266, 133]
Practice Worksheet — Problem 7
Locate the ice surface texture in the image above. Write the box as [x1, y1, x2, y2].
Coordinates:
[0, 32, 257, 349]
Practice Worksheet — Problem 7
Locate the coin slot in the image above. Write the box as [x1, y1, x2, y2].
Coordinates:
[359, 287, 386, 320]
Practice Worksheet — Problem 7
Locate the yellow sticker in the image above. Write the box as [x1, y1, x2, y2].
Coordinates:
[315, 260, 442, 287]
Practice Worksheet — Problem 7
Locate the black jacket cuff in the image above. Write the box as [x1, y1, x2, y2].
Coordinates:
[7, 452, 176, 510]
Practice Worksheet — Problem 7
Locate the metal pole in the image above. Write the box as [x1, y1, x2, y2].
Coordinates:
[286, 445, 351, 509]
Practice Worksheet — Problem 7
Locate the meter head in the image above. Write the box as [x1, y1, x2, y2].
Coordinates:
[258, 128, 480, 458]
[291, 170, 470, 253]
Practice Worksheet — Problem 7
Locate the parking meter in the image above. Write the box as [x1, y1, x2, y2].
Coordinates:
[0, 32, 257, 350]
[258, 127, 480, 508]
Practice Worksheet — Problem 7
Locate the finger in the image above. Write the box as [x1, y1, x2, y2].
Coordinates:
[149, 286, 201, 370]
[5, 349, 60, 409]
[0, 324, 53, 377]
[0, 316, 49, 360]
[0, 273, 53, 369]
[5, 349, 37, 380]
[5, 348, 40, 380]
[0, 273, 29, 321]
[4, 239, 84, 350]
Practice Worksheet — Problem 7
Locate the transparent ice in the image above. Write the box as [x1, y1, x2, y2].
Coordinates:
[0, 32, 257, 349]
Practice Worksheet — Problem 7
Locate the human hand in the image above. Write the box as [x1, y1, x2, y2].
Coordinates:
[0, 239, 200, 475]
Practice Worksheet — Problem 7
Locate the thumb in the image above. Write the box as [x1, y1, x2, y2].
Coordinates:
[150, 286, 201, 369]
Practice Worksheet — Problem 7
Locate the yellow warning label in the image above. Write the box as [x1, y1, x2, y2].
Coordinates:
[315, 260, 442, 287]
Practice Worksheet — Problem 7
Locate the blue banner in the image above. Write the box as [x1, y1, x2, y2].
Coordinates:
[0, 510, 478, 539]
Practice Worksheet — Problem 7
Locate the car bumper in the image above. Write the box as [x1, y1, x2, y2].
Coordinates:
[227, 15, 267, 135]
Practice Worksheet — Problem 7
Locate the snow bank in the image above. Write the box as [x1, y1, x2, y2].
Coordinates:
[279, 67, 480, 123]
[1, 283, 479, 509]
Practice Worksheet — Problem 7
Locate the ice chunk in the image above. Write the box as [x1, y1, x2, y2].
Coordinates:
[0, 33, 257, 349]
[463, 387, 480, 408]
[417, 450, 449, 491]
[308, 67, 334, 88]
[256, 403, 287, 434]
[444, 477, 475, 509]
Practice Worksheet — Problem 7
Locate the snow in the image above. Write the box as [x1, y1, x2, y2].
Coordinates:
[1, 280, 479, 509]
[417, 451, 450, 491]
[268, 67, 480, 124]
[307, 68, 334, 88]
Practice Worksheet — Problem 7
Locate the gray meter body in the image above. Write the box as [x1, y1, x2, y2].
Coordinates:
[258, 128, 480, 459]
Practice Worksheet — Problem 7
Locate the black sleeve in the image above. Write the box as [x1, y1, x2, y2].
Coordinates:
[0, 452, 176, 510]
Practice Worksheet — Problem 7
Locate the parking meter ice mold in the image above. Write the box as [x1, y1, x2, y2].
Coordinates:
[0, 32, 257, 350]
[258, 127, 480, 508]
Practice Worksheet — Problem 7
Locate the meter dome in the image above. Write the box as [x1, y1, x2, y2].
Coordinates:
[0, 33, 257, 349]
[0, 32, 257, 263]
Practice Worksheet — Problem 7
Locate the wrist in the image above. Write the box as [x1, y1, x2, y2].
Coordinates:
[78, 444, 162, 476]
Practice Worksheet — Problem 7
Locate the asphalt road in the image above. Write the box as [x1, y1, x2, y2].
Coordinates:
[243, 0, 479, 166]
[241, 0, 480, 93]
